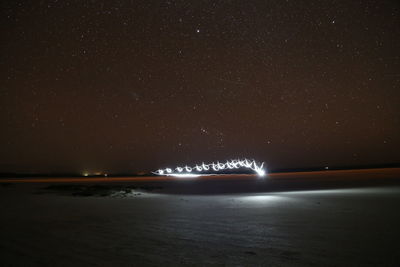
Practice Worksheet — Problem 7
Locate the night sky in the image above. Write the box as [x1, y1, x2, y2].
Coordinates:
[1, 1, 399, 174]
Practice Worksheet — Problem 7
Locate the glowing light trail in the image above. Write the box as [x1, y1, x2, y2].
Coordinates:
[153, 158, 266, 178]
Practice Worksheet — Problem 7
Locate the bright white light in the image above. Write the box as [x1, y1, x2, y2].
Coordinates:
[256, 169, 266, 177]
[240, 195, 283, 202]
[168, 173, 203, 178]
[153, 158, 267, 178]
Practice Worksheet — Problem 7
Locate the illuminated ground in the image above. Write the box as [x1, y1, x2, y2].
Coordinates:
[1, 168, 400, 266]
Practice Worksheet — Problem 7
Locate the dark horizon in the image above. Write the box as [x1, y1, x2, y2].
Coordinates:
[1, 1, 399, 173]
[1, 162, 399, 178]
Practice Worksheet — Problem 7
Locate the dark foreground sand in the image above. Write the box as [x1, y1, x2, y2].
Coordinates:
[1, 169, 400, 266]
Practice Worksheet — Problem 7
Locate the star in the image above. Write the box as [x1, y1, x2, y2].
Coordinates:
[200, 127, 208, 134]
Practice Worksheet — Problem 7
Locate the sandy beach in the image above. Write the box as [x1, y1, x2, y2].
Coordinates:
[1, 168, 400, 266]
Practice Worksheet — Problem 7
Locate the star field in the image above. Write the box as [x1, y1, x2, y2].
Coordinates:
[0, 0, 399, 173]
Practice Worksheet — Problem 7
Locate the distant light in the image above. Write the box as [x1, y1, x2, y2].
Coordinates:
[169, 173, 202, 178]
[82, 172, 89, 177]
[153, 158, 267, 178]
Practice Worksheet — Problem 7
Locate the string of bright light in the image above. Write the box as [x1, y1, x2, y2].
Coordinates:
[153, 158, 266, 177]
